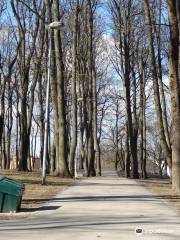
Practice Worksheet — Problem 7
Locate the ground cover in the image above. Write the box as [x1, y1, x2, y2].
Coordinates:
[138, 177, 180, 215]
[0, 170, 76, 219]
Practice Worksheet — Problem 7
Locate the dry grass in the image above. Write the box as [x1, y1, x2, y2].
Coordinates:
[137, 177, 180, 215]
[0, 170, 76, 219]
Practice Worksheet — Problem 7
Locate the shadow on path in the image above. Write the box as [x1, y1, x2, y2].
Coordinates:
[22, 194, 176, 205]
[21, 206, 61, 213]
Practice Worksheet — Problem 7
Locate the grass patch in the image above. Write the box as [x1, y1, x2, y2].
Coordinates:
[137, 177, 180, 215]
[0, 169, 76, 218]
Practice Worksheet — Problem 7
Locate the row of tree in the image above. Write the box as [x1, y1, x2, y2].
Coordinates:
[0, 0, 179, 192]
[108, 0, 180, 191]
[0, 0, 103, 178]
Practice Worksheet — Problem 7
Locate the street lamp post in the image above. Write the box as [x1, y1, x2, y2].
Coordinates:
[75, 97, 83, 178]
[42, 21, 64, 185]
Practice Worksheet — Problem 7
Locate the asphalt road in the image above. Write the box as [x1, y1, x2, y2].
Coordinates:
[0, 170, 180, 240]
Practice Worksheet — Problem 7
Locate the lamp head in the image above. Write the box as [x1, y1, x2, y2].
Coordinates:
[47, 21, 64, 30]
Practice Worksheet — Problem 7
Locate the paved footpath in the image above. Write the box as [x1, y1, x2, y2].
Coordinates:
[0, 170, 180, 240]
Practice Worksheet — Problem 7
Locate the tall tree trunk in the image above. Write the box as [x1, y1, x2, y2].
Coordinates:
[69, 3, 79, 176]
[124, 33, 139, 178]
[143, 0, 172, 169]
[53, 0, 71, 177]
[156, 0, 171, 149]
[115, 100, 119, 171]
[6, 90, 13, 169]
[79, 98, 85, 170]
[0, 53, 4, 149]
[139, 63, 147, 179]
[0, 81, 5, 168]
[125, 120, 130, 178]
[87, 0, 96, 177]
[44, 0, 60, 175]
[16, 98, 19, 169]
[92, 66, 101, 176]
[167, 0, 180, 191]
[38, 76, 44, 167]
[19, 95, 28, 171]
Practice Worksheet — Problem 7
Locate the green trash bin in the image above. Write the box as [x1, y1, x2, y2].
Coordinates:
[0, 177, 25, 213]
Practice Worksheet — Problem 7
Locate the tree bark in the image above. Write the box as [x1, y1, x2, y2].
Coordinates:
[139, 63, 147, 179]
[87, 0, 96, 177]
[53, 0, 71, 177]
[92, 66, 101, 176]
[69, 2, 79, 176]
[125, 120, 130, 178]
[167, 0, 180, 191]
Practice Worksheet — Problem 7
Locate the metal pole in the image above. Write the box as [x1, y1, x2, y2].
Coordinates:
[76, 126, 80, 178]
[42, 30, 52, 185]
[75, 127, 78, 178]
[74, 106, 78, 179]
[75, 98, 83, 178]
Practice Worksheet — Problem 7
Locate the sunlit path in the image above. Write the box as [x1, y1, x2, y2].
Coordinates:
[0, 170, 180, 240]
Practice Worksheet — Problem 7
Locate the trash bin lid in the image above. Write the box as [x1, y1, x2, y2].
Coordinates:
[0, 177, 25, 196]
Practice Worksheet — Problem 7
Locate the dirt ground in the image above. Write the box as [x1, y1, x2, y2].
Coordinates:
[0, 170, 76, 220]
[138, 177, 180, 215]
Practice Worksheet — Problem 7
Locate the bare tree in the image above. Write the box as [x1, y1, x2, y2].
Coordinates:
[52, 0, 71, 176]
[143, 0, 172, 171]
[110, 0, 140, 178]
[69, 0, 80, 176]
[11, 0, 42, 171]
[167, 0, 180, 191]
